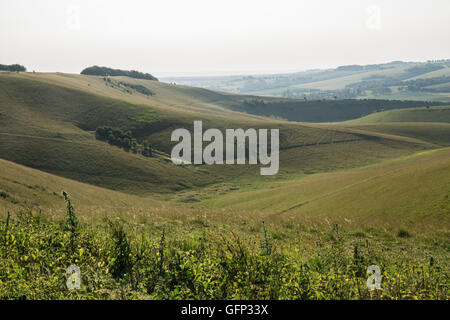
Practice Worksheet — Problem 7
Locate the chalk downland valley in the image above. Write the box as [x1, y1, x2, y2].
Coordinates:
[0, 64, 449, 299]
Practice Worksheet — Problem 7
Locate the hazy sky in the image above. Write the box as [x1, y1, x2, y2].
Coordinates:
[1, 0, 449, 77]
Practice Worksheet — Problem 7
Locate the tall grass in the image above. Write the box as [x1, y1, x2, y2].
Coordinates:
[0, 197, 447, 299]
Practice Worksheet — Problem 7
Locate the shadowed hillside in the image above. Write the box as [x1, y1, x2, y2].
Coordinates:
[0, 72, 436, 194]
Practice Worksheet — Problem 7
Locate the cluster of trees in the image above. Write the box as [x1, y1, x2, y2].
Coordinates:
[0, 64, 26, 72]
[282, 87, 365, 99]
[401, 76, 450, 92]
[95, 126, 152, 157]
[336, 61, 406, 73]
[336, 65, 365, 72]
[346, 79, 396, 91]
[81, 66, 158, 81]
[401, 64, 444, 79]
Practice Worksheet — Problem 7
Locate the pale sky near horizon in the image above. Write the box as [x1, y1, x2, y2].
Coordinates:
[1, 0, 449, 77]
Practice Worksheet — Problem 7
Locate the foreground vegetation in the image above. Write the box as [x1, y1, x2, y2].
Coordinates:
[0, 194, 447, 300]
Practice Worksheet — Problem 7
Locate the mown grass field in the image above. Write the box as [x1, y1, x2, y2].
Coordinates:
[340, 106, 450, 147]
[0, 71, 448, 299]
[343, 106, 450, 124]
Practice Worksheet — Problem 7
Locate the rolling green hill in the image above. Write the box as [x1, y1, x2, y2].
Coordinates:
[1, 72, 437, 195]
[0, 158, 161, 217]
[164, 60, 450, 102]
[199, 147, 450, 229]
[340, 106, 450, 147]
[1, 133, 448, 231]
[0, 75, 218, 193]
[0, 70, 448, 300]
[338, 122, 450, 147]
[343, 106, 450, 124]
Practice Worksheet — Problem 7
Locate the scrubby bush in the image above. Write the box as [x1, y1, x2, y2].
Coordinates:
[397, 229, 412, 238]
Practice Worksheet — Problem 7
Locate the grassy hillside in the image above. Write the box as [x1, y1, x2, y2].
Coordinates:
[338, 123, 450, 147]
[199, 147, 450, 230]
[162, 61, 412, 94]
[289, 64, 416, 91]
[343, 106, 450, 123]
[0, 158, 161, 217]
[0, 71, 447, 230]
[1, 142, 448, 231]
[5, 71, 444, 122]
[0, 74, 220, 193]
[164, 61, 450, 102]
[1, 72, 436, 195]
[0, 138, 448, 300]
[0, 71, 448, 300]
[340, 106, 450, 147]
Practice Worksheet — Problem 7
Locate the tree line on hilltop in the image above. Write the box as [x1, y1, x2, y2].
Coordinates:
[81, 66, 158, 81]
[0, 64, 26, 72]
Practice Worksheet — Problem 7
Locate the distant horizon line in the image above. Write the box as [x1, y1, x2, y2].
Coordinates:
[156, 58, 449, 78]
[4, 57, 448, 79]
